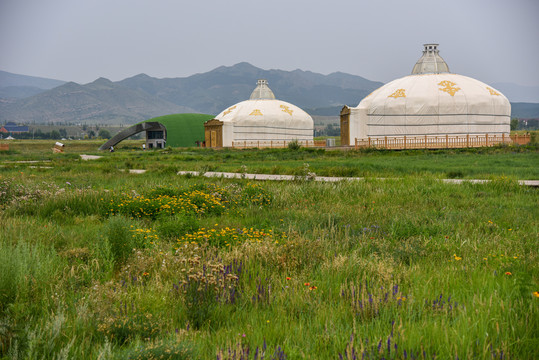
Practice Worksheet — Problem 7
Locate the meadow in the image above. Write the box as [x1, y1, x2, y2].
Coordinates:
[0, 140, 538, 359]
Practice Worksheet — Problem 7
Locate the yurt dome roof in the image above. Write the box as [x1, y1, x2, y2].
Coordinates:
[345, 44, 511, 139]
[215, 80, 313, 130]
[215, 99, 313, 129]
[358, 73, 510, 116]
[358, 44, 510, 116]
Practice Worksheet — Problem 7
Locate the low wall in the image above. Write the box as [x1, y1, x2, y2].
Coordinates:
[232, 140, 325, 148]
[354, 134, 521, 150]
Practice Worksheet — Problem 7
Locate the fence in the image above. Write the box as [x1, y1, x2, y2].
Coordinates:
[231, 140, 326, 149]
[510, 133, 531, 145]
[354, 134, 520, 150]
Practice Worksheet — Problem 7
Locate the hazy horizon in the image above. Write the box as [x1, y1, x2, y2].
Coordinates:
[1, 0, 538, 87]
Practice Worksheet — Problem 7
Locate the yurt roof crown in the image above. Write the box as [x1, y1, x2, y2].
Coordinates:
[249, 79, 276, 100]
[411, 43, 450, 75]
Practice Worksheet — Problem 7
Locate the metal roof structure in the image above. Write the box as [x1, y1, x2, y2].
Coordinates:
[412, 44, 450, 75]
[249, 79, 276, 100]
[1, 123, 29, 133]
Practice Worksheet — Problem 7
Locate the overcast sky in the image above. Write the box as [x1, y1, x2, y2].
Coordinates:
[1, 0, 538, 86]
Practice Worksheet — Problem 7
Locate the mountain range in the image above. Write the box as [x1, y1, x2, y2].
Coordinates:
[0, 77, 193, 124]
[0, 65, 538, 125]
[0, 70, 65, 100]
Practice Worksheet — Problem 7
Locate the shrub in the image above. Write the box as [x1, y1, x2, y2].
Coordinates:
[446, 170, 464, 179]
[0, 179, 20, 208]
[147, 187, 180, 198]
[339, 326, 437, 360]
[0, 179, 58, 210]
[182, 279, 217, 330]
[529, 131, 538, 144]
[3, 183, 108, 220]
[489, 175, 520, 192]
[287, 139, 301, 150]
[293, 163, 316, 181]
[172, 258, 242, 329]
[97, 310, 161, 345]
[117, 339, 192, 360]
[156, 214, 199, 240]
[23, 312, 72, 359]
[241, 182, 273, 206]
[0, 316, 15, 357]
[340, 283, 406, 321]
[216, 341, 287, 360]
[105, 216, 142, 266]
[0, 240, 60, 314]
[107, 190, 227, 220]
[177, 227, 282, 248]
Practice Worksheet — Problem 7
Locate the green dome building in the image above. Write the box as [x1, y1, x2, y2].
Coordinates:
[99, 113, 214, 150]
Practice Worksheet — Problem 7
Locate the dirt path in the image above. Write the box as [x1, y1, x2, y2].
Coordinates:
[177, 171, 539, 187]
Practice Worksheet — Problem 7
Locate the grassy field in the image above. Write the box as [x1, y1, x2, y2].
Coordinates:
[2, 139, 539, 180]
[0, 140, 538, 359]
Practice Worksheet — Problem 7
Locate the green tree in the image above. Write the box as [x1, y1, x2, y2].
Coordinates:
[510, 118, 519, 131]
[325, 124, 340, 136]
[50, 130, 61, 139]
[98, 129, 111, 139]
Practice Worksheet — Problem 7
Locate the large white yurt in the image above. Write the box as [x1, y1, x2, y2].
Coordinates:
[340, 44, 511, 146]
[204, 80, 313, 148]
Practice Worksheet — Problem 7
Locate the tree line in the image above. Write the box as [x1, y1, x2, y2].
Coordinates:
[4, 128, 111, 140]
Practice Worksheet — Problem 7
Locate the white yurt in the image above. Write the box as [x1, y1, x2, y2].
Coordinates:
[341, 44, 511, 146]
[204, 80, 314, 148]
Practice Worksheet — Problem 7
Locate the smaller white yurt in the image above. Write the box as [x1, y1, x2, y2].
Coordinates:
[341, 44, 511, 146]
[204, 80, 314, 148]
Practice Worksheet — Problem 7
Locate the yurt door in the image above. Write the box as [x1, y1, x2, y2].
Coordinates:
[340, 106, 351, 146]
[204, 119, 223, 148]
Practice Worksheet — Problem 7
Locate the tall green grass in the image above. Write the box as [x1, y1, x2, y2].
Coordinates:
[3, 139, 539, 179]
[0, 144, 537, 359]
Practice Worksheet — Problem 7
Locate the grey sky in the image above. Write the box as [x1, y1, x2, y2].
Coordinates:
[1, 0, 538, 86]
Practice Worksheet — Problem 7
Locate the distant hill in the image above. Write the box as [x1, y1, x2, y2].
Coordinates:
[0, 63, 383, 124]
[0, 70, 66, 99]
[2, 64, 538, 125]
[305, 106, 345, 116]
[118, 62, 383, 115]
[0, 85, 48, 99]
[511, 102, 539, 119]
[0, 70, 66, 89]
[0, 78, 195, 124]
